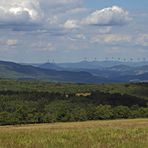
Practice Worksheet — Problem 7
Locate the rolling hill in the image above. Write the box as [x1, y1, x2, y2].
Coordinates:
[0, 61, 108, 83]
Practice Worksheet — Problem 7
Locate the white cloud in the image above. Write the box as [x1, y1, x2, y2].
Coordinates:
[82, 6, 131, 26]
[0, 39, 18, 46]
[0, 0, 82, 29]
[0, 0, 131, 35]
[0, 0, 42, 26]
[6, 39, 18, 46]
[63, 6, 131, 30]
[64, 20, 79, 29]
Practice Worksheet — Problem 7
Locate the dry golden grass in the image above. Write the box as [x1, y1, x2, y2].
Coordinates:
[0, 119, 148, 148]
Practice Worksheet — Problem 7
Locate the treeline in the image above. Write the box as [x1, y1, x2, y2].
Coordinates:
[0, 90, 148, 125]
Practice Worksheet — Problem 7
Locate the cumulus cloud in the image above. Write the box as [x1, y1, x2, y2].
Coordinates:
[63, 6, 131, 29]
[0, 0, 42, 26]
[0, 0, 82, 30]
[83, 6, 131, 26]
[0, 1, 131, 33]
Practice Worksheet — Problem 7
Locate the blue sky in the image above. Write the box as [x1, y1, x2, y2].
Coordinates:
[85, 0, 148, 10]
[0, 0, 148, 63]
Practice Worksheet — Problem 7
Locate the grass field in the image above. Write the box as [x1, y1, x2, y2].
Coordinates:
[0, 119, 148, 148]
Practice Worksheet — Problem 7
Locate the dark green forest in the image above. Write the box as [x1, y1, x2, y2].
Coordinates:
[0, 80, 148, 125]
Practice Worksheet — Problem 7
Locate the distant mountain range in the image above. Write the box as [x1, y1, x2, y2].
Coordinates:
[58, 60, 148, 69]
[0, 60, 148, 83]
[0, 61, 108, 83]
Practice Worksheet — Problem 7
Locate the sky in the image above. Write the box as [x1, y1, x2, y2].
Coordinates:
[0, 0, 148, 63]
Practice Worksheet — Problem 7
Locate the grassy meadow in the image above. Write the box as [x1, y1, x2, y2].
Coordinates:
[0, 119, 148, 148]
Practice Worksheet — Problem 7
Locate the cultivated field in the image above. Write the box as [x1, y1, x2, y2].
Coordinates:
[0, 119, 148, 148]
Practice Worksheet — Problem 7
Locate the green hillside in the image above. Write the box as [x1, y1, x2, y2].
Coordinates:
[0, 80, 147, 125]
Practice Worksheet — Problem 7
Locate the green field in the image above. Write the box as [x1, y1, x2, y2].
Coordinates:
[0, 119, 148, 148]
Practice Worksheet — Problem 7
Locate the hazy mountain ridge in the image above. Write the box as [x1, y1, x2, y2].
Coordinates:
[58, 61, 148, 69]
[0, 61, 109, 83]
[0, 60, 148, 83]
[37, 60, 148, 83]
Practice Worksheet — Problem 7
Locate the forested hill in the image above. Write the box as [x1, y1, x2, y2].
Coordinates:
[0, 80, 147, 125]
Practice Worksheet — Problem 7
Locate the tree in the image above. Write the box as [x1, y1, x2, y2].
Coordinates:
[113, 106, 131, 119]
[94, 105, 113, 120]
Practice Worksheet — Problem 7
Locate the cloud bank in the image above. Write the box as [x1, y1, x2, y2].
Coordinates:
[0, 0, 147, 63]
[0, 1, 131, 31]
